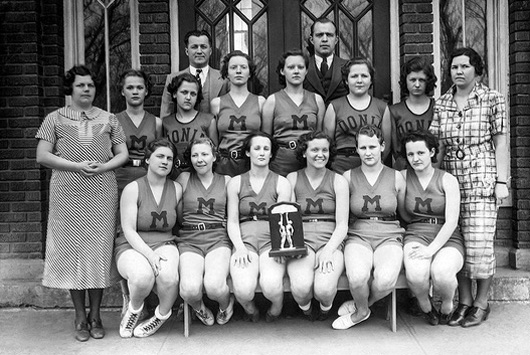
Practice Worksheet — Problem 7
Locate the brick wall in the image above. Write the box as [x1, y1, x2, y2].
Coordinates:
[509, 0, 530, 249]
[399, 0, 434, 64]
[0, 0, 64, 259]
[138, 0, 171, 117]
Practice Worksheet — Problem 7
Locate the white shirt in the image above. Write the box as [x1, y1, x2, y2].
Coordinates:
[314, 54, 334, 71]
[189, 65, 210, 86]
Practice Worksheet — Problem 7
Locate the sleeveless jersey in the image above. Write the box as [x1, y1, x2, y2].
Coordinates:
[405, 168, 446, 222]
[294, 169, 336, 219]
[272, 89, 319, 143]
[331, 96, 387, 150]
[349, 166, 397, 218]
[181, 172, 226, 225]
[217, 93, 261, 152]
[116, 111, 158, 161]
[238, 171, 279, 219]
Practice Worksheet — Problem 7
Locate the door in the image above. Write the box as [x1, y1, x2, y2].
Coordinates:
[178, 0, 390, 100]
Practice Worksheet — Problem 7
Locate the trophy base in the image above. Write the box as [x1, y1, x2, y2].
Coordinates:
[269, 246, 308, 258]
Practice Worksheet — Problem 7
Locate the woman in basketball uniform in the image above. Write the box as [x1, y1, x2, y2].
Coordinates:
[226, 132, 291, 322]
[262, 50, 326, 176]
[210, 50, 266, 177]
[176, 138, 234, 326]
[332, 124, 406, 330]
[285, 131, 349, 321]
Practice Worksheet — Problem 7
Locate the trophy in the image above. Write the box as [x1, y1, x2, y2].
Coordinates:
[268, 202, 307, 257]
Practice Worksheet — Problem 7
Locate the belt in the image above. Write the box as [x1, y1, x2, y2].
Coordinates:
[357, 215, 396, 221]
[219, 149, 244, 160]
[278, 140, 298, 150]
[125, 159, 143, 167]
[240, 215, 269, 223]
[303, 217, 335, 222]
[180, 222, 224, 231]
[336, 147, 358, 157]
[415, 217, 445, 225]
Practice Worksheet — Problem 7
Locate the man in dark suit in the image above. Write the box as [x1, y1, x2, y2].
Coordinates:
[160, 30, 228, 117]
[304, 18, 348, 106]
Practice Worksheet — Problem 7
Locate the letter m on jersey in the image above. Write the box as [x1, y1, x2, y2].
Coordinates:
[362, 195, 382, 212]
[291, 114, 308, 130]
[249, 202, 267, 215]
[414, 197, 433, 214]
[130, 135, 147, 150]
[228, 115, 247, 130]
[150, 211, 168, 229]
[197, 197, 215, 215]
[305, 198, 324, 214]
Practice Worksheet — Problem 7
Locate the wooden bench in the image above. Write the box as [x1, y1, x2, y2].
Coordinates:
[183, 272, 407, 337]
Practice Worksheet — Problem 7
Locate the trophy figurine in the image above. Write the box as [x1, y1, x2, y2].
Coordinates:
[268, 202, 307, 257]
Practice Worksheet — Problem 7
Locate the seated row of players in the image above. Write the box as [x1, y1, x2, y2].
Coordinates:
[115, 126, 463, 338]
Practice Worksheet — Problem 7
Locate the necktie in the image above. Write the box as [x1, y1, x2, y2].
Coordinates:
[195, 68, 202, 86]
[320, 58, 328, 77]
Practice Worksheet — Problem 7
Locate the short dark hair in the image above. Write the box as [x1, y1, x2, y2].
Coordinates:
[449, 47, 484, 76]
[119, 69, 153, 98]
[341, 58, 374, 89]
[183, 137, 219, 172]
[242, 131, 279, 162]
[220, 50, 257, 80]
[64, 65, 93, 96]
[184, 30, 212, 47]
[144, 138, 178, 171]
[295, 131, 336, 168]
[356, 124, 384, 145]
[400, 129, 439, 164]
[276, 50, 309, 87]
[399, 56, 437, 96]
[166, 73, 203, 111]
[310, 17, 337, 36]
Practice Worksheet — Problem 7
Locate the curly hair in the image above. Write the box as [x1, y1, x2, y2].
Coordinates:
[341, 58, 374, 89]
[276, 50, 309, 87]
[64, 65, 94, 96]
[356, 124, 384, 145]
[399, 56, 437, 96]
[182, 137, 219, 172]
[450, 47, 484, 76]
[143, 138, 178, 171]
[295, 131, 336, 168]
[400, 129, 439, 164]
[166, 73, 203, 111]
[119, 69, 153, 98]
[242, 131, 279, 162]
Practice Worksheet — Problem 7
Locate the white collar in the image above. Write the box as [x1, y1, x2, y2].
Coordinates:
[189, 65, 210, 78]
[315, 54, 334, 68]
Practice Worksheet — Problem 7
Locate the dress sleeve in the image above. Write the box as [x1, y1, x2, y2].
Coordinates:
[429, 99, 442, 138]
[109, 113, 126, 146]
[35, 112, 57, 144]
[489, 90, 507, 136]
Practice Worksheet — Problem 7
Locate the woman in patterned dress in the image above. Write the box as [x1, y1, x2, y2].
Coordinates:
[36, 65, 128, 341]
[115, 138, 182, 338]
[210, 50, 266, 177]
[262, 50, 326, 176]
[430, 48, 509, 327]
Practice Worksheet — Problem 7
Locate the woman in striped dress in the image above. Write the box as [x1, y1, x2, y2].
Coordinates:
[430, 48, 509, 327]
[36, 65, 128, 341]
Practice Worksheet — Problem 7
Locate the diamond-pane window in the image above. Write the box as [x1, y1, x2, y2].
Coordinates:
[197, 0, 226, 22]
[342, 0, 371, 19]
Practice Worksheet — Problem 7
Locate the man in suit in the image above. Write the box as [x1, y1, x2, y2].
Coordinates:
[304, 18, 348, 106]
[160, 30, 228, 117]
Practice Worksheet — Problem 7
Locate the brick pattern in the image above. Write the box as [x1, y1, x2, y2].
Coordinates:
[138, 0, 171, 117]
[509, 0, 530, 249]
[0, 0, 64, 258]
[399, 0, 434, 64]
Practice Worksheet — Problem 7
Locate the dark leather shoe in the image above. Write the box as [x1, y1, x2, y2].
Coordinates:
[439, 312, 452, 325]
[447, 303, 470, 326]
[74, 321, 90, 342]
[265, 310, 281, 323]
[301, 305, 314, 322]
[461, 304, 490, 328]
[89, 318, 105, 339]
[424, 308, 439, 326]
[315, 308, 330, 321]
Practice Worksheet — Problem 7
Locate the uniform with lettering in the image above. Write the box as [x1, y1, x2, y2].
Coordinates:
[238, 171, 279, 253]
[404, 167, 464, 255]
[269, 90, 319, 176]
[389, 99, 434, 170]
[329, 96, 387, 174]
[293, 169, 337, 252]
[215, 93, 261, 177]
[346, 166, 404, 250]
[177, 172, 231, 256]
[115, 111, 158, 193]
[162, 111, 213, 178]
[114, 176, 178, 259]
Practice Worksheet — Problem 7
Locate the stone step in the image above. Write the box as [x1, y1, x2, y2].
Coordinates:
[1, 259, 529, 308]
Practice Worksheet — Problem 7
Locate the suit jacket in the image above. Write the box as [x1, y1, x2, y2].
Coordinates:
[160, 67, 229, 118]
[304, 56, 349, 105]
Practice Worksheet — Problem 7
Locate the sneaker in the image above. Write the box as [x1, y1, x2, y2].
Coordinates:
[121, 293, 130, 319]
[119, 307, 141, 338]
[332, 310, 371, 330]
[195, 306, 215, 326]
[337, 300, 357, 316]
[216, 295, 235, 325]
[133, 315, 167, 338]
